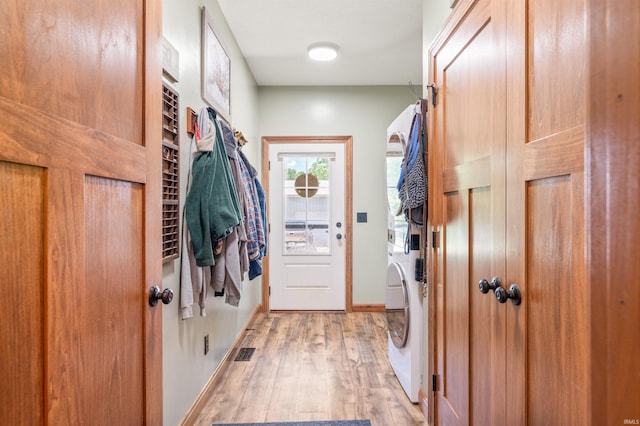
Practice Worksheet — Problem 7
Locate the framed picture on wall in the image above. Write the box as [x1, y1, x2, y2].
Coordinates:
[162, 36, 179, 83]
[201, 7, 231, 122]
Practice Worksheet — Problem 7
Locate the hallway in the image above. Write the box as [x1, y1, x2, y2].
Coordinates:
[189, 312, 425, 426]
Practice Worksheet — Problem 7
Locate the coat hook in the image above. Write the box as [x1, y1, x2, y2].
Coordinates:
[186, 107, 199, 137]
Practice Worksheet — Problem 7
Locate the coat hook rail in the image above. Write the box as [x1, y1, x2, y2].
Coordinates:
[186, 107, 198, 137]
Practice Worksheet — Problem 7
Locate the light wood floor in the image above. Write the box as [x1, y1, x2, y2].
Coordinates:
[190, 312, 426, 426]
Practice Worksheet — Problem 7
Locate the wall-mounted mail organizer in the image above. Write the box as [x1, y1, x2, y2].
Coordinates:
[162, 83, 180, 263]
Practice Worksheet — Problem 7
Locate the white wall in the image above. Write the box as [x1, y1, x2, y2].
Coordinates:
[423, 0, 453, 96]
[161, 1, 261, 425]
[258, 86, 416, 304]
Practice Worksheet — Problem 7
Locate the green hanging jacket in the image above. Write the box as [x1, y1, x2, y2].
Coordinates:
[185, 119, 242, 267]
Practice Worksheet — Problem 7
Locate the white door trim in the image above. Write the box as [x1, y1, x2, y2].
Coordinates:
[261, 136, 353, 312]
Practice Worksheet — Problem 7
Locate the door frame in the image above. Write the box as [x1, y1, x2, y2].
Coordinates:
[143, 1, 163, 423]
[261, 136, 353, 313]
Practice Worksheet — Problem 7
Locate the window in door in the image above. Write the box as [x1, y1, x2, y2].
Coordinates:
[282, 155, 331, 255]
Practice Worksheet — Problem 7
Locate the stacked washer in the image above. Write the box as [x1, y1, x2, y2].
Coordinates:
[385, 104, 423, 403]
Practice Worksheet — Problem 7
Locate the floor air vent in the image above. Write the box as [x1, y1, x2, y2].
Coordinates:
[234, 347, 256, 361]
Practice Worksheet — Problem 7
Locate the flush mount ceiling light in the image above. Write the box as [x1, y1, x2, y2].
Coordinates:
[307, 43, 339, 61]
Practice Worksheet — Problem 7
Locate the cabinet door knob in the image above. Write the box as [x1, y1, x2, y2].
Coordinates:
[495, 284, 522, 305]
[149, 285, 174, 307]
[479, 276, 502, 294]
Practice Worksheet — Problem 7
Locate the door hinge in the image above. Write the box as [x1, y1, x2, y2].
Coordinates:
[268, 160, 271, 170]
[432, 374, 438, 392]
[427, 83, 438, 107]
[269, 286, 271, 296]
[432, 231, 439, 249]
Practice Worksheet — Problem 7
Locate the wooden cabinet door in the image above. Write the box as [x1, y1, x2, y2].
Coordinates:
[0, 0, 163, 424]
[505, 0, 587, 424]
[430, 0, 508, 424]
[429, 0, 587, 424]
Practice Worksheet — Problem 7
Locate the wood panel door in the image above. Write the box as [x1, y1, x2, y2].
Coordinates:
[0, 0, 164, 424]
[429, 0, 587, 424]
[505, 0, 587, 423]
[429, 1, 507, 424]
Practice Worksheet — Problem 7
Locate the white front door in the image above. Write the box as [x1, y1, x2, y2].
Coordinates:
[268, 143, 346, 310]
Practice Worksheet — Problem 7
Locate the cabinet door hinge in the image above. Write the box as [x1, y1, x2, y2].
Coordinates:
[432, 231, 439, 249]
[427, 83, 438, 107]
[432, 374, 438, 392]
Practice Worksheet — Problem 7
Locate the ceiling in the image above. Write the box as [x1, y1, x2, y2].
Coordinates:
[216, 0, 423, 87]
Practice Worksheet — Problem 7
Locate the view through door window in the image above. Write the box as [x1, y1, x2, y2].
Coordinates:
[282, 156, 331, 255]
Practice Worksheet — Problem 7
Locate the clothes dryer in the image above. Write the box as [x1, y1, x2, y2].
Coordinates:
[386, 234, 423, 403]
[385, 104, 424, 403]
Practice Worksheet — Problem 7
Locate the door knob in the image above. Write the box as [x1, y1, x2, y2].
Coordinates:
[479, 276, 502, 294]
[149, 285, 174, 307]
[495, 284, 521, 305]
